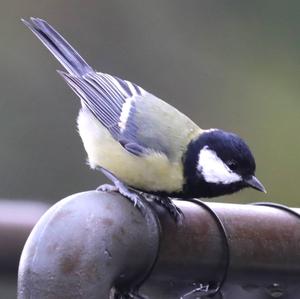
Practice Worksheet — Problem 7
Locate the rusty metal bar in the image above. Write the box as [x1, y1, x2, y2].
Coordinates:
[142, 201, 300, 298]
[0, 200, 49, 273]
[17, 191, 300, 299]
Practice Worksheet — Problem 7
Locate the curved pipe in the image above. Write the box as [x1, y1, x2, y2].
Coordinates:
[18, 191, 300, 298]
[18, 191, 160, 298]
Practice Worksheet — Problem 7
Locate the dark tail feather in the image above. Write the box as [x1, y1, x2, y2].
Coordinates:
[22, 17, 93, 76]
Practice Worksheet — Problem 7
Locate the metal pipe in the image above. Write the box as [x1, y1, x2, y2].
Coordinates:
[142, 201, 300, 298]
[17, 191, 300, 299]
[17, 191, 160, 299]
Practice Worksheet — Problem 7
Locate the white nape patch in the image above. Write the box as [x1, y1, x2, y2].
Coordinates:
[118, 97, 136, 132]
[197, 146, 241, 184]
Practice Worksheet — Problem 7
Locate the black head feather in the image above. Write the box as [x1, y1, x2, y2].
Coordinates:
[181, 129, 257, 198]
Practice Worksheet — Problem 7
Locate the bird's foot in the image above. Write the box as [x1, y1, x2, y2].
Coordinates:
[144, 194, 184, 224]
[97, 183, 118, 193]
[116, 183, 146, 212]
[97, 167, 147, 214]
[96, 167, 183, 222]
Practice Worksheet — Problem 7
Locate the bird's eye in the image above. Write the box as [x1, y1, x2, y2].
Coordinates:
[227, 160, 238, 171]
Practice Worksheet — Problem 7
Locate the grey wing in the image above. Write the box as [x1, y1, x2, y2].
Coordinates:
[22, 17, 198, 159]
[60, 71, 171, 157]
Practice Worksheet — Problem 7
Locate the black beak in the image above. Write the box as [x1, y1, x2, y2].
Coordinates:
[244, 176, 267, 193]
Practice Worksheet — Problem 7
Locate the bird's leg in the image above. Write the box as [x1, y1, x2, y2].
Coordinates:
[143, 193, 184, 224]
[96, 167, 147, 213]
[96, 167, 183, 222]
[97, 183, 118, 193]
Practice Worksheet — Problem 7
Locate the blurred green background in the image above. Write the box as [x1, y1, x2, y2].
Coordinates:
[1, 0, 300, 297]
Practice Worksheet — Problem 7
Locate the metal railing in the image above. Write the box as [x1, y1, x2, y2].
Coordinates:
[14, 191, 300, 298]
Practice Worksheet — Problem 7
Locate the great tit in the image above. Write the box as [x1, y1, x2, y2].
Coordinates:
[23, 18, 266, 212]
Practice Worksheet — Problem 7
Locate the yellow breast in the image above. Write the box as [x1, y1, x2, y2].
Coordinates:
[77, 109, 184, 193]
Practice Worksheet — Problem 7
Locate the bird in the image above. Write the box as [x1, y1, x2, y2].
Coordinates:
[22, 18, 266, 219]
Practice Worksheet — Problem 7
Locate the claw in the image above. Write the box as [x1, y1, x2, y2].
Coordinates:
[143, 194, 184, 224]
[97, 184, 118, 192]
[96, 167, 147, 215]
[97, 167, 183, 223]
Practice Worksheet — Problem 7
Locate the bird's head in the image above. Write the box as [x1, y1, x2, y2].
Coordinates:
[183, 129, 266, 198]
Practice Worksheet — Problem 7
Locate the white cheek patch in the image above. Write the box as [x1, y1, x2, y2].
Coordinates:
[197, 146, 242, 184]
[118, 96, 136, 132]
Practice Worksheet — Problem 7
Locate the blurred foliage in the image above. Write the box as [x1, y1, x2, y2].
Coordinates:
[2, 1, 300, 204]
[1, 1, 300, 296]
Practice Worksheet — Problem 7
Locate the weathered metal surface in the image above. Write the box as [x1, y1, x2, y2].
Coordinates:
[142, 202, 300, 298]
[17, 191, 160, 299]
[17, 191, 300, 299]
